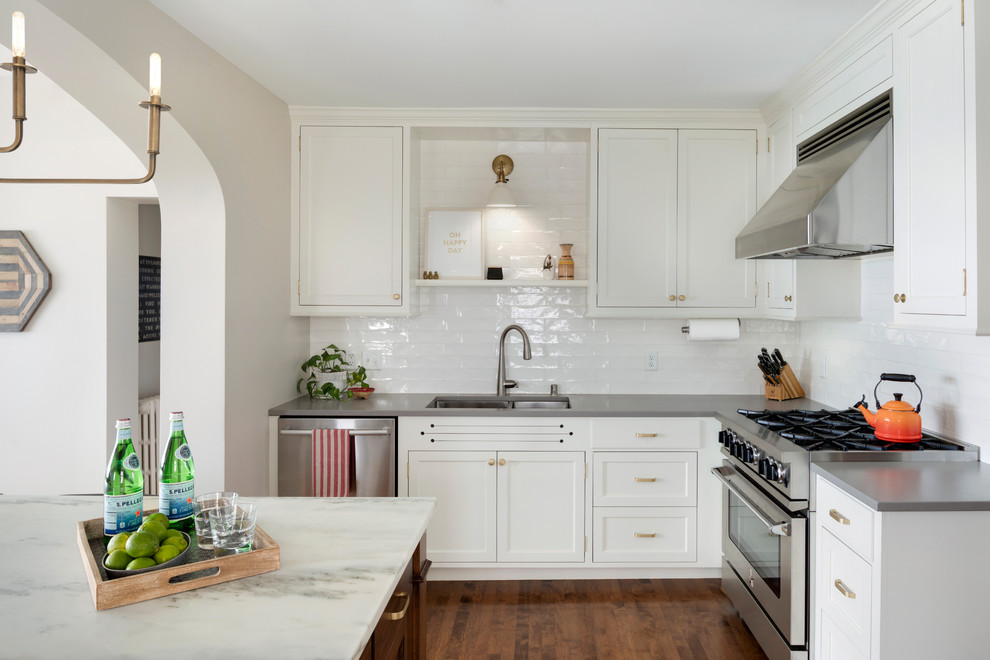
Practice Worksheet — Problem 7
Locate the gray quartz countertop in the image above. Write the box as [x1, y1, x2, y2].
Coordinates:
[813, 461, 990, 512]
[268, 393, 828, 422]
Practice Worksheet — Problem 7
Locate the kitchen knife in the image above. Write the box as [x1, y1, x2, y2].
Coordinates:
[758, 355, 780, 385]
[774, 348, 787, 367]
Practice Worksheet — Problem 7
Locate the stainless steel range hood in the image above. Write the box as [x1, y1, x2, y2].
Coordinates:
[736, 92, 893, 259]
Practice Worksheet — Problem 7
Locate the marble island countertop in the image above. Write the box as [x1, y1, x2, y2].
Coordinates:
[0, 495, 434, 660]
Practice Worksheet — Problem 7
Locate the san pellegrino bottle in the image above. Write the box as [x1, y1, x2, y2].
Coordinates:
[104, 418, 144, 537]
[158, 411, 195, 530]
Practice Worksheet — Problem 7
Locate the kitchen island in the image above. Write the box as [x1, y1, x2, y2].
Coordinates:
[0, 495, 434, 660]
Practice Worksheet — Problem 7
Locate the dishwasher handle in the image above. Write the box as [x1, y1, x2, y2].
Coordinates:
[279, 429, 390, 436]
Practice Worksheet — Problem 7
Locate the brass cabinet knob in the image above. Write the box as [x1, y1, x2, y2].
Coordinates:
[393, 293, 400, 300]
[678, 295, 685, 301]
[488, 458, 495, 466]
[669, 295, 676, 301]
[893, 293, 906, 303]
[498, 458, 506, 466]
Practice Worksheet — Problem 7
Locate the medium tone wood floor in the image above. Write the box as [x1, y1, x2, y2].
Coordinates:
[426, 579, 767, 659]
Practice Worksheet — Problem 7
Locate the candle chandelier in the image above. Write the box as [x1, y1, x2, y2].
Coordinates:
[0, 11, 169, 184]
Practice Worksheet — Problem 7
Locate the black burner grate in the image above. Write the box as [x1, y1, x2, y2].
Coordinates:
[736, 408, 964, 452]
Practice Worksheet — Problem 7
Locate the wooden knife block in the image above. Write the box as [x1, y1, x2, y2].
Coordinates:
[765, 364, 805, 401]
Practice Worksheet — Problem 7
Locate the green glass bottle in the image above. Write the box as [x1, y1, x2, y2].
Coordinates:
[103, 418, 144, 537]
[158, 411, 195, 530]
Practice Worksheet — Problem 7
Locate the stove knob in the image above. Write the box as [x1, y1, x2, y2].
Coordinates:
[777, 465, 789, 487]
[734, 440, 745, 460]
[767, 460, 779, 482]
[758, 457, 769, 478]
[744, 443, 755, 463]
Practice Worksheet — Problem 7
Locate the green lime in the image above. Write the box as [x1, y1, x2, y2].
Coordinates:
[104, 549, 133, 570]
[125, 557, 157, 570]
[106, 532, 131, 553]
[125, 530, 159, 558]
[138, 520, 169, 543]
[164, 529, 183, 539]
[146, 512, 170, 528]
[162, 535, 188, 552]
[153, 545, 181, 564]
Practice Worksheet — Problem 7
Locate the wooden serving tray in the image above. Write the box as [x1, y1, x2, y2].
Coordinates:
[76, 515, 280, 610]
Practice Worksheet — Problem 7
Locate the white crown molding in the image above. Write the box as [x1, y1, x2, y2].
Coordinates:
[288, 106, 765, 129]
[760, 0, 923, 121]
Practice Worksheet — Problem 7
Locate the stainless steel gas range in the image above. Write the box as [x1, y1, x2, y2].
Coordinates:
[712, 408, 979, 660]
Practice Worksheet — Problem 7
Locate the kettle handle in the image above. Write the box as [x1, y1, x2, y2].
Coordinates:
[874, 373, 923, 413]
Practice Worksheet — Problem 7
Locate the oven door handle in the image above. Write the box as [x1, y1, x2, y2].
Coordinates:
[711, 466, 791, 537]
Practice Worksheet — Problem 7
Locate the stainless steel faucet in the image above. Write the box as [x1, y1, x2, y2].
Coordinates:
[496, 324, 532, 396]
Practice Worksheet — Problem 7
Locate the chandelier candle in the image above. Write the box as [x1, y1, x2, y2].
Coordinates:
[158, 411, 196, 530]
[103, 418, 144, 537]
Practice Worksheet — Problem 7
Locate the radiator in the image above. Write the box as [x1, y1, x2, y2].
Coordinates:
[138, 395, 160, 495]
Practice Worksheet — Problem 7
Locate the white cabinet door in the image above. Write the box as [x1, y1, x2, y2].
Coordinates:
[408, 451, 496, 563]
[597, 128, 677, 308]
[893, 0, 967, 317]
[496, 451, 585, 562]
[765, 113, 796, 311]
[297, 126, 404, 310]
[677, 130, 757, 308]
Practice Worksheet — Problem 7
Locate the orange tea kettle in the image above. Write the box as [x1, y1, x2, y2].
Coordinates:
[854, 373, 923, 442]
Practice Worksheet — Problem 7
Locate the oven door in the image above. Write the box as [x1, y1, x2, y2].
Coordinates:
[713, 461, 806, 647]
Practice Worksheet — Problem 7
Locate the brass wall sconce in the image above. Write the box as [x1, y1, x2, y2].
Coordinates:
[0, 11, 170, 184]
[485, 154, 517, 207]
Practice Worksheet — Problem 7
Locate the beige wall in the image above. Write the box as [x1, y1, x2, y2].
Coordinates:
[0, 0, 306, 494]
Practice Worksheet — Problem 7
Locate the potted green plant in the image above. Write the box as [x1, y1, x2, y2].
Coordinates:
[297, 344, 352, 400]
[347, 365, 375, 399]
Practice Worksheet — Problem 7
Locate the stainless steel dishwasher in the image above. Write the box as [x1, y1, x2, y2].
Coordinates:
[276, 417, 396, 497]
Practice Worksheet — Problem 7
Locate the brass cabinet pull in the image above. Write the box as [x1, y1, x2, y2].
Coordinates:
[393, 293, 400, 300]
[834, 580, 856, 599]
[678, 294, 686, 301]
[383, 591, 411, 620]
[894, 293, 906, 303]
[498, 458, 506, 466]
[669, 295, 676, 301]
[635, 433, 658, 438]
[829, 509, 850, 525]
[634, 477, 657, 483]
[488, 458, 495, 466]
[634, 532, 657, 538]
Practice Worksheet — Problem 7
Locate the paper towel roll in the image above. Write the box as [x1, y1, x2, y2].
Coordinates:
[683, 319, 740, 341]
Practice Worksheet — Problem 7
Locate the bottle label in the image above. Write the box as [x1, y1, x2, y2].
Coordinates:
[171, 420, 184, 432]
[122, 452, 141, 471]
[104, 493, 144, 535]
[158, 479, 195, 522]
[175, 445, 193, 461]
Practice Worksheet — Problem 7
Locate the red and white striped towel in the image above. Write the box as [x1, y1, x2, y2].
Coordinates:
[312, 429, 350, 497]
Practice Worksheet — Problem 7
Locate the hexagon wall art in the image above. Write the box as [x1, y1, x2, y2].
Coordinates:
[0, 230, 52, 331]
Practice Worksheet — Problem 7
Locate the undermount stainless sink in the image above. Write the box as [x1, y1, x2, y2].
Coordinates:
[426, 395, 571, 410]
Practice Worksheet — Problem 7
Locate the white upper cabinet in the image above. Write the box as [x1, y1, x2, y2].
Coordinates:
[893, 0, 968, 321]
[677, 130, 758, 308]
[293, 125, 409, 315]
[594, 127, 757, 315]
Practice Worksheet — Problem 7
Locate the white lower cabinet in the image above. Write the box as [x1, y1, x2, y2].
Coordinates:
[814, 473, 990, 659]
[408, 450, 584, 563]
[400, 415, 722, 574]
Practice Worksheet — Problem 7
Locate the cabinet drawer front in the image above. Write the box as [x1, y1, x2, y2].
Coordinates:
[818, 607, 869, 660]
[818, 530, 872, 654]
[593, 452, 697, 507]
[591, 418, 703, 449]
[593, 507, 697, 563]
[816, 475, 875, 561]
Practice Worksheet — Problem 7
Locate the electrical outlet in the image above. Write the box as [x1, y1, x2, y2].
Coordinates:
[364, 351, 383, 370]
[645, 351, 659, 371]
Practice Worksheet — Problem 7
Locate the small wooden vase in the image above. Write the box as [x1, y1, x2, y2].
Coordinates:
[557, 243, 575, 280]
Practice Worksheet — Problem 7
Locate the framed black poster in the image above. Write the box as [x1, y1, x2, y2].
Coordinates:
[139, 255, 160, 342]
